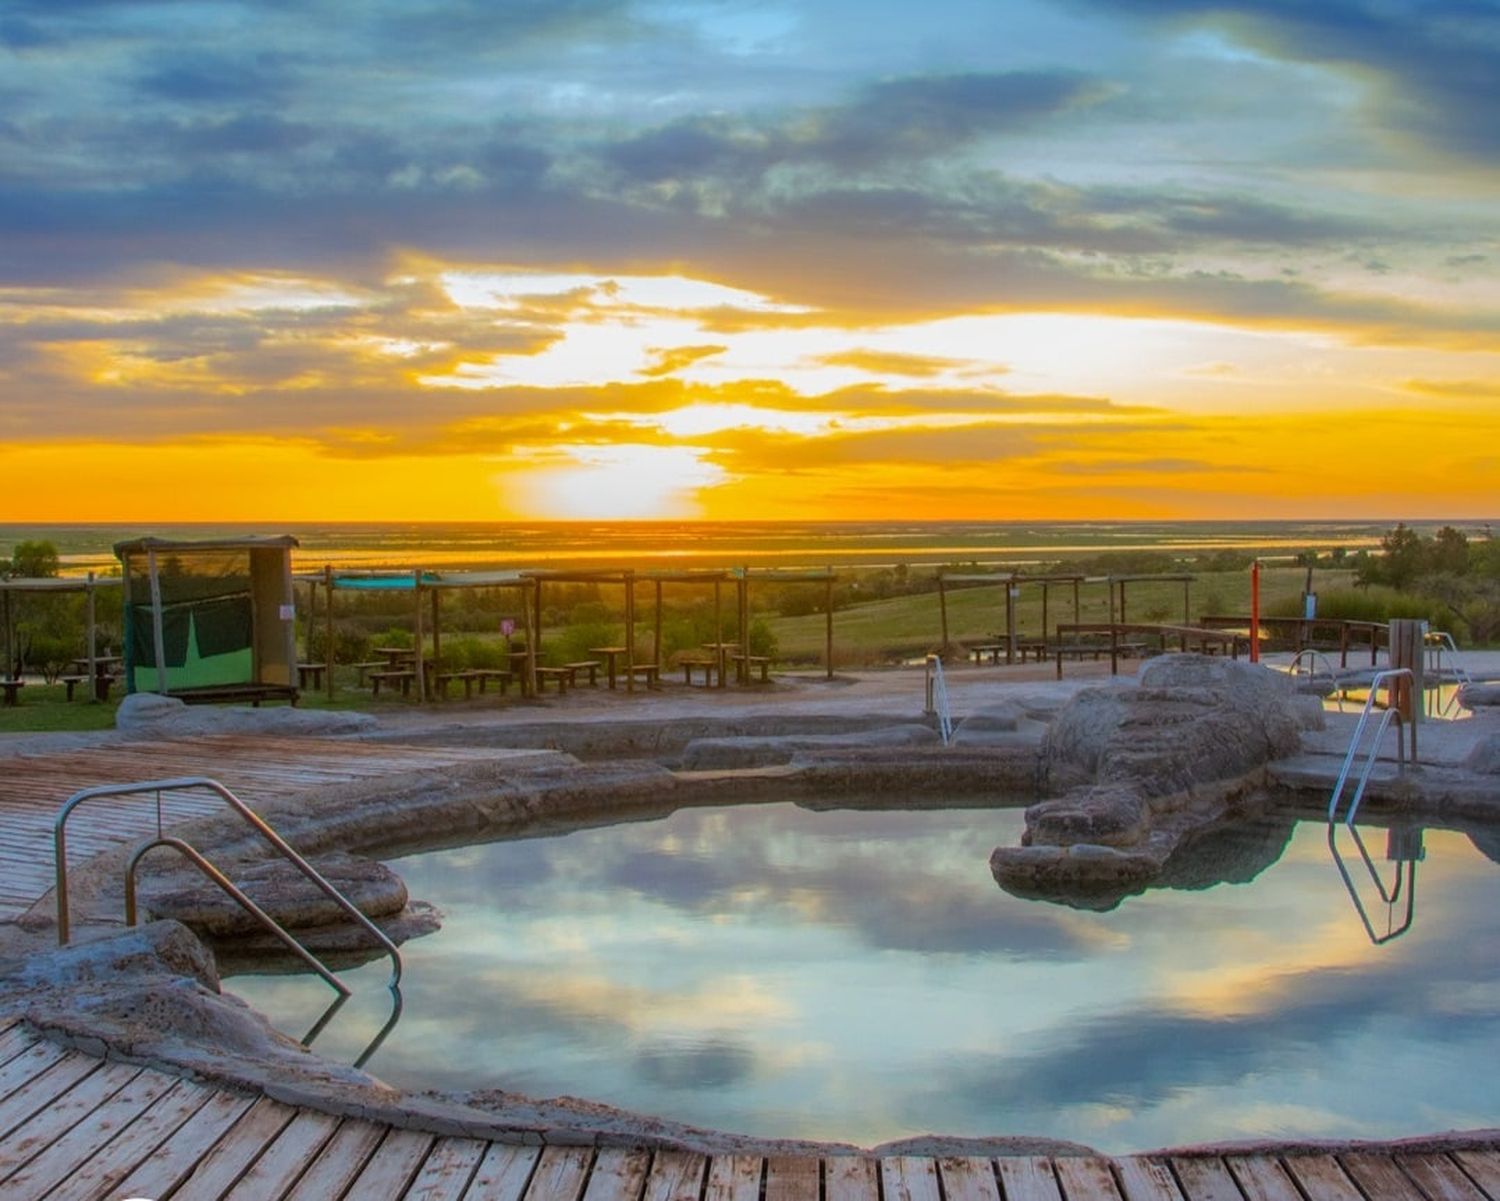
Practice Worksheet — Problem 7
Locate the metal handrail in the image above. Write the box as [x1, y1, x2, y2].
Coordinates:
[54, 776, 402, 990]
[924, 654, 953, 745]
[1287, 648, 1346, 712]
[1425, 629, 1472, 718]
[1326, 668, 1411, 831]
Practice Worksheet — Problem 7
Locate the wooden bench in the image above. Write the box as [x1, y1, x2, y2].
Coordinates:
[562, 660, 601, 687]
[679, 656, 718, 686]
[172, 684, 299, 707]
[627, 662, 661, 688]
[968, 644, 1005, 666]
[535, 666, 573, 693]
[1, 678, 24, 706]
[468, 668, 512, 694]
[349, 660, 386, 687]
[296, 663, 325, 690]
[732, 655, 771, 683]
[368, 670, 416, 697]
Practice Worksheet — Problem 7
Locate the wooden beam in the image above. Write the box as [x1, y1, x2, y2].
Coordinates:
[324, 565, 335, 701]
[413, 569, 426, 703]
[938, 575, 949, 652]
[825, 570, 833, 679]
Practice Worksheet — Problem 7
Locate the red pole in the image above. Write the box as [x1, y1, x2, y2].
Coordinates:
[1249, 560, 1261, 663]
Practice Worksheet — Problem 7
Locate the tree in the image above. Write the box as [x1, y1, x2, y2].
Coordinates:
[1429, 526, 1469, 575]
[8, 540, 60, 578]
[1376, 523, 1424, 590]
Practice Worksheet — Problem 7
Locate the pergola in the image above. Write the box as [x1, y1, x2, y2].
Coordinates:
[1107, 573, 1195, 626]
[523, 568, 752, 690]
[736, 567, 838, 680]
[936, 571, 1089, 663]
[0, 574, 121, 690]
[300, 568, 538, 701]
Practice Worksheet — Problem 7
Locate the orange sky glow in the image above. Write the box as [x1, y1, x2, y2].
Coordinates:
[3, 3, 1497, 521]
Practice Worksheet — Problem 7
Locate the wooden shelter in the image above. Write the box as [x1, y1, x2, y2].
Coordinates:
[736, 567, 838, 680]
[302, 569, 538, 701]
[0, 574, 121, 694]
[115, 535, 298, 704]
[1107, 573, 1195, 626]
[936, 571, 1089, 663]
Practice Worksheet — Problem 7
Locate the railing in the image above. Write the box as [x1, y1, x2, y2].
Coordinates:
[1326, 668, 1417, 944]
[925, 654, 953, 746]
[1424, 629, 1472, 718]
[54, 777, 403, 993]
[1287, 648, 1347, 712]
[1327, 668, 1411, 830]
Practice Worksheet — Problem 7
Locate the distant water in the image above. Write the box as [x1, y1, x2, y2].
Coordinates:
[4, 519, 1489, 577]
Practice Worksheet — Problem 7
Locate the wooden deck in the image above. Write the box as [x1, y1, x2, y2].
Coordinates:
[0, 734, 529, 920]
[0, 1021, 1495, 1200]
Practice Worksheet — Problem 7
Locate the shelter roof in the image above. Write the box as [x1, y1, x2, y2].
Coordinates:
[0, 576, 121, 592]
[1107, 573, 1196, 583]
[939, 572, 1089, 585]
[113, 534, 299, 556]
[300, 569, 530, 590]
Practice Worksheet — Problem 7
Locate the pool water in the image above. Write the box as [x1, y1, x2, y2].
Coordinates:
[228, 801, 1500, 1151]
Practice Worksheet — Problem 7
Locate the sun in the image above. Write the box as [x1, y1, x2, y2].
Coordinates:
[508, 444, 729, 519]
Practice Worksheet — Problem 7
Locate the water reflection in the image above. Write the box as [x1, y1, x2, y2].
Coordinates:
[226, 800, 1500, 1151]
[1329, 820, 1421, 945]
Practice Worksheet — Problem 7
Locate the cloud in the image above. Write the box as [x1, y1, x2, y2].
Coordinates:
[813, 349, 987, 378]
[1092, 0, 1500, 163]
[639, 344, 728, 377]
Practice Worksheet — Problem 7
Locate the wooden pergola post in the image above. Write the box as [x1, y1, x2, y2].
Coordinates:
[521, 579, 537, 696]
[714, 577, 725, 688]
[85, 573, 97, 699]
[624, 571, 636, 693]
[1040, 581, 1049, 653]
[738, 568, 750, 684]
[1182, 578, 1191, 625]
[1004, 575, 1016, 665]
[324, 564, 335, 700]
[825, 568, 834, 679]
[431, 587, 442, 671]
[653, 579, 663, 668]
[305, 580, 317, 663]
[938, 573, 949, 652]
[413, 569, 426, 703]
[532, 578, 544, 679]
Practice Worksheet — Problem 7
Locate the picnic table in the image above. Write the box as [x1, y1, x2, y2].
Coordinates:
[64, 655, 122, 701]
[587, 646, 629, 689]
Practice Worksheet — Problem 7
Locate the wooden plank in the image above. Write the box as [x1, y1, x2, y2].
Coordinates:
[462, 1141, 541, 1201]
[1453, 1151, 1500, 1200]
[1, 1066, 175, 1199]
[996, 1157, 1063, 1201]
[1113, 1158, 1183, 1201]
[1281, 1155, 1363, 1201]
[582, 1147, 653, 1201]
[0, 1021, 29, 1067]
[221, 1108, 341, 1200]
[0, 1058, 142, 1176]
[768, 1154, 822, 1201]
[643, 1151, 710, 1201]
[935, 1156, 996, 1201]
[827, 1157, 880, 1201]
[41, 1078, 217, 1201]
[1224, 1155, 1303, 1201]
[0, 1052, 101, 1141]
[1395, 1153, 1491, 1201]
[281, 1118, 389, 1201]
[340, 1126, 435, 1199]
[169, 1095, 299, 1200]
[1054, 1157, 1124, 1201]
[704, 1153, 763, 1201]
[524, 1146, 595, 1201]
[1340, 1153, 1427, 1201]
[405, 1136, 490, 1201]
[0, 1039, 70, 1104]
[108, 1090, 258, 1201]
[1168, 1158, 1241, 1201]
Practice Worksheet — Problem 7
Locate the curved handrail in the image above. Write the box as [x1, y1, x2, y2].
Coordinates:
[925, 654, 953, 745]
[1327, 668, 1411, 829]
[54, 776, 402, 990]
[1288, 648, 1346, 712]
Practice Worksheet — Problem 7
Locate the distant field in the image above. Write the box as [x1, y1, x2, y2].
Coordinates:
[768, 567, 1351, 666]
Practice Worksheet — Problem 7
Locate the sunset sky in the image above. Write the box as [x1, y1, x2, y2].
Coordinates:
[2, 0, 1497, 521]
